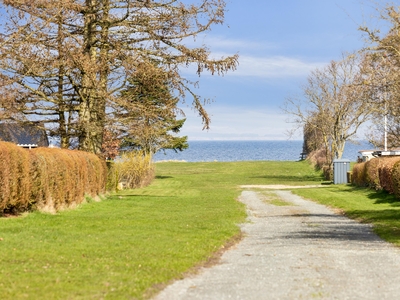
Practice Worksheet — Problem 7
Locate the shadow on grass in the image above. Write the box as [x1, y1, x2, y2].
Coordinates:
[367, 192, 400, 207]
[347, 209, 400, 222]
[250, 174, 324, 182]
[108, 194, 175, 200]
[347, 209, 400, 244]
[335, 185, 400, 207]
[155, 175, 173, 179]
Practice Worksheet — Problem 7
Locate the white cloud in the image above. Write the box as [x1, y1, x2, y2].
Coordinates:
[232, 55, 326, 78]
[181, 52, 326, 79]
[185, 34, 276, 52]
[181, 35, 327, 79]
[201, 35, 277, 52]
[179, 105, 302, 141]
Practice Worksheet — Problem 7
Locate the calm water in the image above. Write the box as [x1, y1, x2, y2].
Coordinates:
[153, 140, 374, 162]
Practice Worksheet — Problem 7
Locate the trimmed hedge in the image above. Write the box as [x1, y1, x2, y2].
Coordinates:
[391, 161, 400, 198]
[352, 156, 400, 198]
[364, 158, 382, 190]
[0, 142, 107, 213]
[351, 161, 367, 187]
[378, 157, 400, 194]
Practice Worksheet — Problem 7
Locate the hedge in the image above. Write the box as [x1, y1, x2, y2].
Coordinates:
[0, 142, 107, 213]
[378, 157, 400, 194]
[351, 161, 367, 187]
[352, 156, 400, 198]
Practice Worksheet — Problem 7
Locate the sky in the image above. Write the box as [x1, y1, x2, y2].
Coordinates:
[179, 0, 384, 141]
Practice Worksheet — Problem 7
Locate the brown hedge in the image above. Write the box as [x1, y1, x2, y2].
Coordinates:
[364, 158, 383, 190]
[351, 162, 367, 186]
[391, 161, 400, 199]
[378, 157, 400, 194]
[0, 142, 107, 213]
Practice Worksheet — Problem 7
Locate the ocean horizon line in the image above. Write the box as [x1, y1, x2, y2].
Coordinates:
[153, 140, 372, 162]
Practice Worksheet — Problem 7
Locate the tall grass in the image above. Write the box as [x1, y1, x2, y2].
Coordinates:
[107, 151, 154, 191]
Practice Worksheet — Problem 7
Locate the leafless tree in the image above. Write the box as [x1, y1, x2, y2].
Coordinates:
[284, 53, 374, 168]
[360, 4, 400, 149]
[0, 0, 238, 154]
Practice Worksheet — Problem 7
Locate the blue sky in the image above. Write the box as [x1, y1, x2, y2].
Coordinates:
[180, 0, 381, 140]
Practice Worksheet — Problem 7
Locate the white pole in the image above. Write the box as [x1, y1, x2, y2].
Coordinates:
[384, 113, 387, 151]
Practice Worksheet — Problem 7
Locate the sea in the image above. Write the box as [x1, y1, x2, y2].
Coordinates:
[153, 140, 374, 162]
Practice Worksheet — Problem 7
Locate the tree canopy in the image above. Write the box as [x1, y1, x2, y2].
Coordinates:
[0, 0, 238, 154]
[284, 53, 374, 169]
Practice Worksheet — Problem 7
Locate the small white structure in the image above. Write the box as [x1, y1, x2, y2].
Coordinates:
[359, 149, 400, 161]
[372, 150, 400, 157]
[18, 144, 38, 149]
[358, 150, 375, 162]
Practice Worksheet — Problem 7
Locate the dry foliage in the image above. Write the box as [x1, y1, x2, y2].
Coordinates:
[306, 148, 333, 180]
[352, 156, 400, 198]
[352, 162, 367, 186]
[361, 5, 400, 148]
[107, 151, 154, 191]
[0, 1, 238, 154]
[307, 148, 327, 170]
[0, 142, 107, 214]
[285, 53, 373, 170]
[378, 157, 400, 194]
[391, 161, 400, 198]
[364, 158, 383, 190]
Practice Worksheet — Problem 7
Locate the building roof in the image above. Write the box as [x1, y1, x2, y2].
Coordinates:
[0, 123, 49, 147]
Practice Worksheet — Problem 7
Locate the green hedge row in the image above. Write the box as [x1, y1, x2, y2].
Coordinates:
[352, 156, 400, 197]
[0, 142, 107, 213]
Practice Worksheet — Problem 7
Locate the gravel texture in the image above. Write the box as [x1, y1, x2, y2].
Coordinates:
[154, 189, 400, 300]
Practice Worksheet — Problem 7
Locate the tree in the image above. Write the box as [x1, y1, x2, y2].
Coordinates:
[360, 5, 400, 149]
[302, 111, 326, 155]
[284, 53, 373, 169]
[116, 60, 188, 155]
[0, 0, 238, 154]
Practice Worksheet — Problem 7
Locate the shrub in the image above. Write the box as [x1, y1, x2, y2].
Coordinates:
[0, 142, 33, 212]
[378, 157, 400, 194]
[0, 142, 107, 214]
[351, 162, 367, 186]
[364, 158, 382, 190]
[107, 151, 155, 191]
[307, 148, 327, 170]
[391, 161, 400, 199]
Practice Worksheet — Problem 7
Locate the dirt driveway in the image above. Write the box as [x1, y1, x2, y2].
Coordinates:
[154, 188, 400, 299]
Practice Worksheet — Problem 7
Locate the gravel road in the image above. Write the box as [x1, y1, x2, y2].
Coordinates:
[154, 189, 400, 300]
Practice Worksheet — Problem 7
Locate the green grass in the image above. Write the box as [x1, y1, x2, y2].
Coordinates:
[3, 160, 400, 298]
[260, 191, 293, 206]
[293, 185, 400, 246]
[0, 160, 328, 299]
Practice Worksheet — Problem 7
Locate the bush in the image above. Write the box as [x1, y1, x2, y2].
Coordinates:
[391, 161, 400, 199]
[306, 148, 333, 180]
[107, 151, 155, 191]
[0, 142, 32, 211]
[364, 158, 382, 190]
[352, 162, 367, 186]
[0, 142, 107, 214]
[378, 157, 400, 194]
[351, 157, 400, 198]
[307, 148, 327, 170]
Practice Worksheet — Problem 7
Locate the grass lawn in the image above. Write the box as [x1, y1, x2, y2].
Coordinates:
[4, 160, 400, 298]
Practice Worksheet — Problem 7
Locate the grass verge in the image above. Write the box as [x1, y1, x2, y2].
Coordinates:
[292, 185, 400, 246]
[0, 160, 323, 299]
